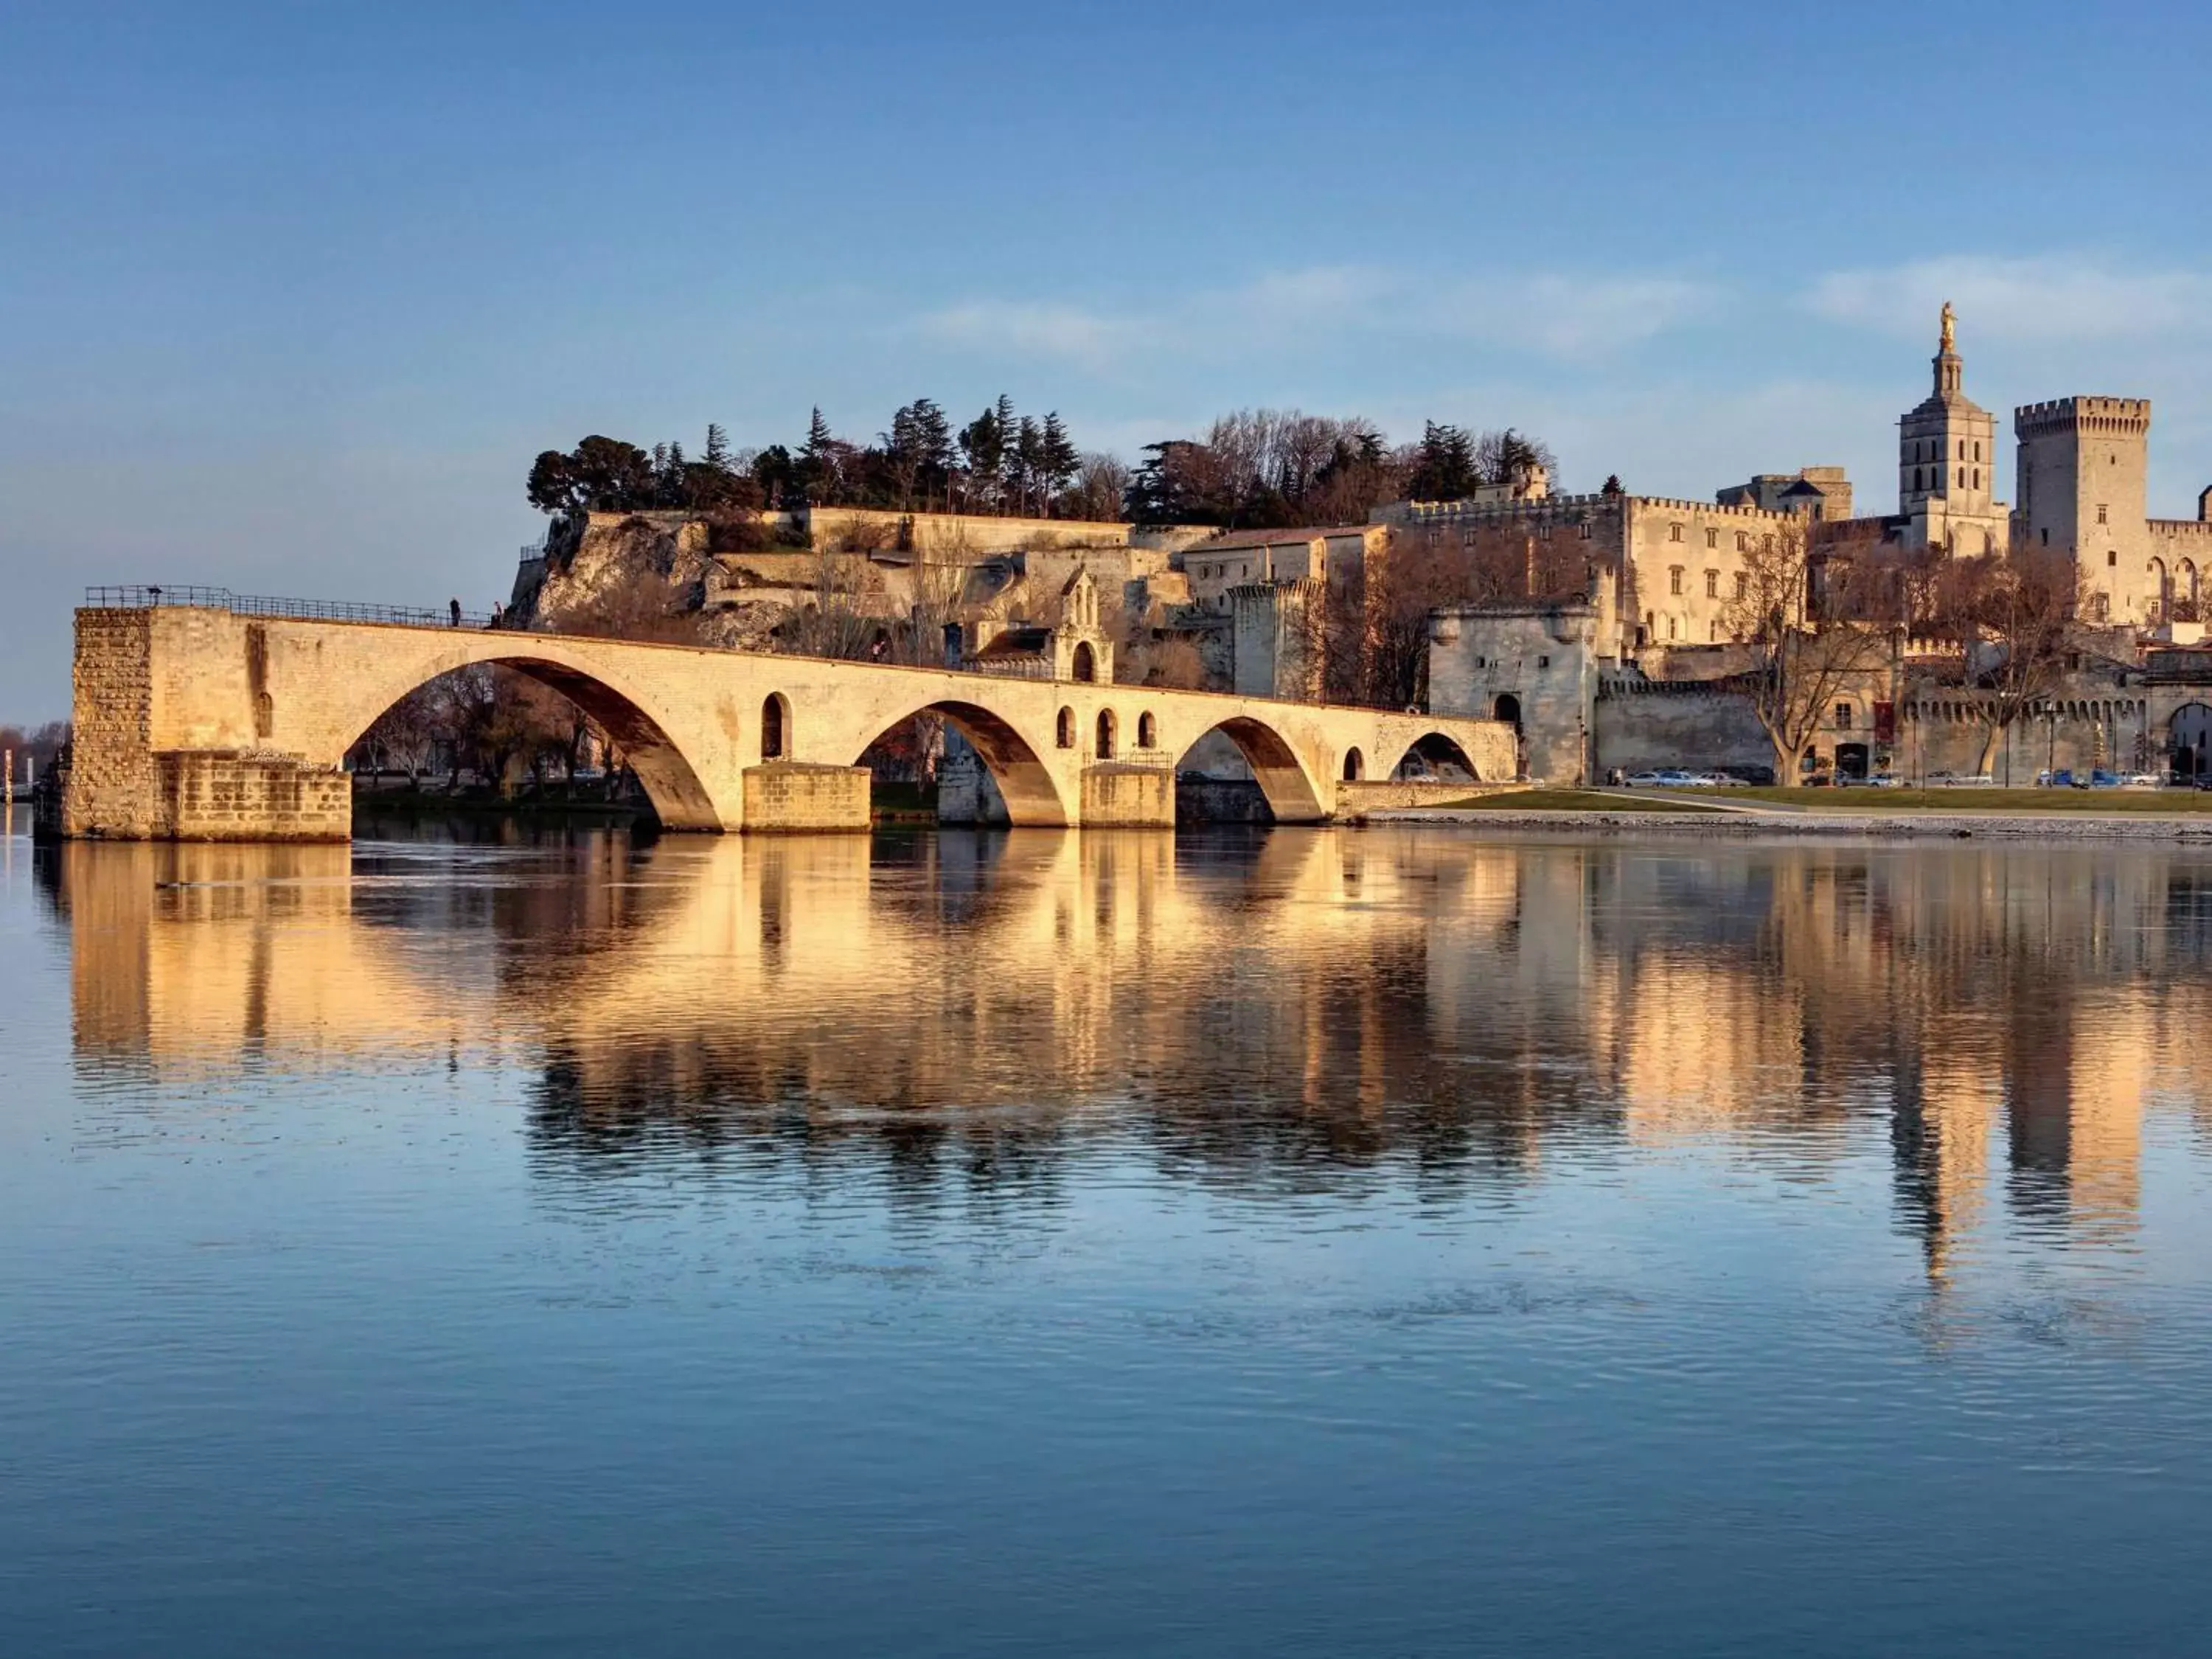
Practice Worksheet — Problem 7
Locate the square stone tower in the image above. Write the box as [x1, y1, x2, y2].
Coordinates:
[2013, 396, 2152, 622]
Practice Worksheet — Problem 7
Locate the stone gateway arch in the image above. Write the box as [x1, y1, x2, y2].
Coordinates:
[57, 598, 1516, 840]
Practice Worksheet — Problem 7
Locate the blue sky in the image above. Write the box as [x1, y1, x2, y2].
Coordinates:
[4, 0, 2210, 717]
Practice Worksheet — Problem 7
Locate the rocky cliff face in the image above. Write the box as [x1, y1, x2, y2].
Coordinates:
[513, 512, 706, 626]
[512, 511, 790, 648]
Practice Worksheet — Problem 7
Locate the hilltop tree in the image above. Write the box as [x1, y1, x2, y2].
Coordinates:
[1475, 427, 1557, 489]
[527, 429, 762, 517]
[794, 407, 864, 506]
[751, 443, 798, 507]
[959, 402, 1007, 512]
[883, 398, 954, 511]
[1011, 416, 1046, 515]
[526, 435, 657, 514]
[1040, 412, 1081, 511]
[1065, 452, 1131, 523]
[1405, 422, 1481, 501]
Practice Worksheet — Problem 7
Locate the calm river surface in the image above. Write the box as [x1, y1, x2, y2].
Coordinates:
[5, 822, 2212, 1656]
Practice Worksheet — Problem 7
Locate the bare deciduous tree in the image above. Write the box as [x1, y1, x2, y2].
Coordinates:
[1921, 546, 2084, 773]
[1724, 519, 1897, 779]
[773, 552, 886, 661]
[1320, 525, 1599, 709]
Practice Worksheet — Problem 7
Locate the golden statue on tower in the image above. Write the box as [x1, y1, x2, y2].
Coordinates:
[1940, 300, 1956, 353]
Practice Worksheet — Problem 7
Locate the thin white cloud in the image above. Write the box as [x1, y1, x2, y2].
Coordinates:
[1444, 275, 1717, 357]
[1806, 255, 2212, 344]
[914, 265, 1719, 372]
[919, 301, 1147, 373]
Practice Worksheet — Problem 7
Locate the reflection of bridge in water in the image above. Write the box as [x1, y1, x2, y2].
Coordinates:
[44, 831, 2212, 1273]
[58, 593, 1516, 839]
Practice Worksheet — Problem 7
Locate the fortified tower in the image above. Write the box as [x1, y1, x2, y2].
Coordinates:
[2014, 395, 2153, 622]
[1897, 302, 2007, 554]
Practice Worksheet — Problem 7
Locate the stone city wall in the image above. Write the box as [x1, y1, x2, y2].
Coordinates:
[1594, 681, 1776, 780]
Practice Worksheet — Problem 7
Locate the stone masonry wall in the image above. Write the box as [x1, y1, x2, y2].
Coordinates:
[159, 752, 352, 841]
[63, 609, 160, 838]
[741, 763, 872, 832]
[1594, 685, 1777, 780]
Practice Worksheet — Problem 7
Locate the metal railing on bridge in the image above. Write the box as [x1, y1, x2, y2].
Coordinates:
[85, 586, 500, 630]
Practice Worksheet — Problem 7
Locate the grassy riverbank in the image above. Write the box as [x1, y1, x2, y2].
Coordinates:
[1433, 789, 1725, 813]
[1637, 786, 2212, 814]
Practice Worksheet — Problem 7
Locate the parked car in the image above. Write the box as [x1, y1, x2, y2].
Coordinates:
[1624, 771, 1666, 787]
[1864, 773, 1904, 788]
[2036, 768, 2080, 788]
[2088, 769, 2127, 788]
[1703, 772, 1753, 787]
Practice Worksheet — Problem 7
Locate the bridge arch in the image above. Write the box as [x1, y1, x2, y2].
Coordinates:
[1391, 731, 1481, 782]
[347, 652, 726, 830]
[1174, 715, 1326, 823]
[851, 700, 1068, 826]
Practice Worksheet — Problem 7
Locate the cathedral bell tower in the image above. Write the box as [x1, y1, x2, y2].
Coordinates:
[1896, 302, 2004, 554]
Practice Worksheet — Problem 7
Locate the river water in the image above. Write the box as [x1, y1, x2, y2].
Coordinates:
[4, 822, 2212, 1656]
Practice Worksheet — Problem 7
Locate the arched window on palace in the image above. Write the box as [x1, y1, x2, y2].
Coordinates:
[1056, 706, 1074, 748]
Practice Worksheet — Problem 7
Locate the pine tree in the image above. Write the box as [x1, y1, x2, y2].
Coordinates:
[1040, 412, 1080, 514]
[959, 403, 1006, 512]
[1012, 416, 1045, 516]
[883, 399, 953, 511]
[703, 422, 733, 471]
[1408, 421, 1479, 501]
[994, 394, 1018, 512]
[797, 408, 837, 505]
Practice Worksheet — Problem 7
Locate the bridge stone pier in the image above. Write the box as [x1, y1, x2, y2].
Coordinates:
[58, 599, 1517, 841]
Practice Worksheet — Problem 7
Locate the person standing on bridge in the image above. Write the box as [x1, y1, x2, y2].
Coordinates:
[449, 597, 461, 627]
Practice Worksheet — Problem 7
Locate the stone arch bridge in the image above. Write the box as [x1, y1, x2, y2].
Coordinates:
[58, 595, 1516, 840]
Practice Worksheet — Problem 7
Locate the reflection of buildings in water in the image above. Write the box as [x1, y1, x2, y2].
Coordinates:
[45, 830, 2212, 1245]
[1611, 959, 1806, 1141]
[1892, 1048, 2001, 1282]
